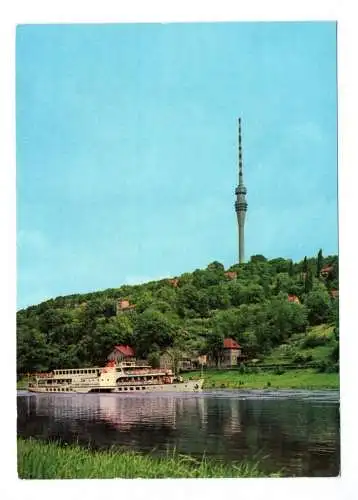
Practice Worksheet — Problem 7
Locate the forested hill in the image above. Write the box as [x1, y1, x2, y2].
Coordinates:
[17, 252, 339, 374]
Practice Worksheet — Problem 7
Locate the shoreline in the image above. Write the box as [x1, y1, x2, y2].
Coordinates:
[17, 438, 279, 479]
[185, 368, 339, 390]
[17, 368, 339, 392]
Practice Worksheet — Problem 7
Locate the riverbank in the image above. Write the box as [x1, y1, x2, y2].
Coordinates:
[17, 368, 339, 392]
[17, 378, 30, 390]
[185, 368, 339, 390]
[17, 438, 278, 479]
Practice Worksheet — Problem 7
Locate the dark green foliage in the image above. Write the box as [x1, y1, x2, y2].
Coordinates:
[250, 254, 267, 263]
[206, 330, 225, 367]
[316, 249, 323, 278]
[316, 360, 339, 373]
[304, 286, 331, 325]
[16, 252, 338, 373]
[147, 351, 160, 368]
[302, 333, 329, 348]
[292, 353, 313, 365]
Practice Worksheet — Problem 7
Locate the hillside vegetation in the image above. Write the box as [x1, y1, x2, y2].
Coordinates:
[16, 251, 339, 374]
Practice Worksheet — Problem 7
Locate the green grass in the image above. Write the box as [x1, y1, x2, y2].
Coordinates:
[17, 378, 30, 390]
[185, 368, 339, 390]
[17, 438, 277, 479]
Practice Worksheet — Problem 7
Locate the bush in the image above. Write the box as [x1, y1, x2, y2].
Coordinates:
[238, 363, 247, 374]
[316, 360, 338, 373]
[293, 353, 313, 365]
[302, 334, 328, 348]
[330, 341, 339, 363]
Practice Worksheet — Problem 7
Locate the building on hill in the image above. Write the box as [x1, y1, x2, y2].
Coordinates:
[116, 299, 136, 315]
[331, 289, 339, 299]
[288, 294, 300, 304]
[320, 266, 333, 277]
[108, 345, 135, 363]
[168, 278, 179, 287]
[225, 271, 237, 280]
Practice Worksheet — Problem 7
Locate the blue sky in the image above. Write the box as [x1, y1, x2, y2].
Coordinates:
[16, 22, 337, 309]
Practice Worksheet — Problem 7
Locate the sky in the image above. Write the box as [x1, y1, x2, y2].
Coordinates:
[16, 22, 338, 310]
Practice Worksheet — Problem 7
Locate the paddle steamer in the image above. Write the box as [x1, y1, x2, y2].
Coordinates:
[28, 359, 204, 394]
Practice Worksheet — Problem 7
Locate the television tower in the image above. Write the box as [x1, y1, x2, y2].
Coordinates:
[235, 118, 248, 264]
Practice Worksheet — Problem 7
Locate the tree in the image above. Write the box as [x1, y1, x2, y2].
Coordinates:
[304, 270, 313, 294]
[147, 351, 160, 368]
[206, 330, 224, 367]
[288, 260, 294, 277]
[207, 284, 231, 310]
[250, 254, 267, 263]
[316, 249, 323, 278]
[305, 287, 331, 325]
[133, 309, 174, 357]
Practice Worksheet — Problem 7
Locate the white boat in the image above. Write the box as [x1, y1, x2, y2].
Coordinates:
[28, 360, 204, 394]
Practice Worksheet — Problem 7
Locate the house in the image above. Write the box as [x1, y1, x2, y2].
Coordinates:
[331, 289, 339, 299]
[197, 354, 207, 366]
[159, 351, 197, 372]
[207, 338, 242, 367]
[107, 345, 135, 363]
[222, 338, 241, 366]
[159, 351, 174, 370]
[288, 294, 300, 304]
[116, 299, 136, 315]
[168, 278, 179, 287]
[320, 266, 333, 277]
[224, 271, 237, 280]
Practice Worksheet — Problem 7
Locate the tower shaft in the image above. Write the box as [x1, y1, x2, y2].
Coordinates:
[234, 118, 248, 264]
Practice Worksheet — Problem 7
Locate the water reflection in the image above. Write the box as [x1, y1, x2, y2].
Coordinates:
[17, 390, 340, 477]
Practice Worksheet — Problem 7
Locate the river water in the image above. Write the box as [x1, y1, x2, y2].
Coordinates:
[17, 389, 340, 477]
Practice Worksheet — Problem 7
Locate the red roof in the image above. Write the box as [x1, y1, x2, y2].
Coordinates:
[223, 338, 241, 349]
[321, 266, 333, 273]
[118, 299, 135, 310]
[288, 294, 300, 303]
[114, 345, 135, 357]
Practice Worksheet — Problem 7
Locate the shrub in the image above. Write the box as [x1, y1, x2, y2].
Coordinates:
[302, 334, 328, 349]
[238, 364, 247, 374]
[316, 360, 338, 373]
[293, 353, 313, 365]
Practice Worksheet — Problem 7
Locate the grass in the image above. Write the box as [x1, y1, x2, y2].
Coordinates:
[185, 368, 339, 390]
[17, 378, 30, 390]
[17, 438, 277, 479]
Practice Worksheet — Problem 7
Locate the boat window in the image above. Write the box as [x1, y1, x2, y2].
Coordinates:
[124, 387, 128, 391]
[142, 387, 145, 390]
[130, 387, 134, 390]
[136, 387, 140, 390]
[118, 387, 122, 391]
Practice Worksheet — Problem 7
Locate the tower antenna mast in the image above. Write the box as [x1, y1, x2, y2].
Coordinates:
[234, 118, 248, 263]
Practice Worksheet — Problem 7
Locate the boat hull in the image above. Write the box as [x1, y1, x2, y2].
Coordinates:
[27, 379, 204, 394]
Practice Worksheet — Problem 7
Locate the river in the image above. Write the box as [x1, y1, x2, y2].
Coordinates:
[17, 389, 340, 477]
